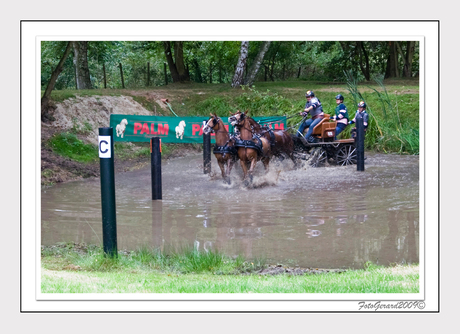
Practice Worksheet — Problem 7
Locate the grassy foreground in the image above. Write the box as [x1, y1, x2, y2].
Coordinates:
[41, 243, 419, 294]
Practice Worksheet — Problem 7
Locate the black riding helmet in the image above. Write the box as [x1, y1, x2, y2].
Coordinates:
[335, 94, 344, 101]
[358, 101, 367, 108]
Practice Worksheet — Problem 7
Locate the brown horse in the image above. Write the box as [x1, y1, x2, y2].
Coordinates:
[228, 110, 271, 184]
[229, 110, 298, 166]
[202, 113, 238, 184]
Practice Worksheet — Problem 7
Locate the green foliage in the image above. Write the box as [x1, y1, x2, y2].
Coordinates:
[41, 40, 420, 92]
[188, 97, 233, 116]
[48, 132, 98, 162]
[234, 86, 296, 116]
[344, 72, 419, 154]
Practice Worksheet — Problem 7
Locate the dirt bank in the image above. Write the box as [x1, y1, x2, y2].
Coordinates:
[41, 93, 205, 185]
[41, 95, 160, 185]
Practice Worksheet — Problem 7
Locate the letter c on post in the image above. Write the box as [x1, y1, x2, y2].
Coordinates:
[99, 136, 111, 158]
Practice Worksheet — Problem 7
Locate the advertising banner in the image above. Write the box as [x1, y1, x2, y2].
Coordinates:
[110, 114, 287, 144]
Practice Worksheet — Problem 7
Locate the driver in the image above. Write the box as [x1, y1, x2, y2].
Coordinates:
[296, 90, 324, 143]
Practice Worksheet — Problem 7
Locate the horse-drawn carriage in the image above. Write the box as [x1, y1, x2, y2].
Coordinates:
[291, 114, 357, 167]
[202, 111, 358, 185]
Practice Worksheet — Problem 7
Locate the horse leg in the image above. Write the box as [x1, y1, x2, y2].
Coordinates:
[289, 152, 300, 168]
[217, 159, 228, 183]
[240, 159, 249, 183]
[262, 157, 270, 172]
[247, 154, 259, 184]
[225, 159, 235, 184]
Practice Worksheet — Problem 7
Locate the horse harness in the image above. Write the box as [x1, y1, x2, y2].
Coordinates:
[208, 116, 238, 160]
[261, 125, 276, 149]
[232, 115, 267, 156]
[213, 138, 238, 160]
[234, 136, 264, 156]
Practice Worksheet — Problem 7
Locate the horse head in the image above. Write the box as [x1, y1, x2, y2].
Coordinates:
[203, 113, 220, 135]
[228, 110, 247, 127]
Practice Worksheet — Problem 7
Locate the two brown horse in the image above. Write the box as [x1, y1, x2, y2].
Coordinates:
[229, 110, 298, 166]
[202, 113, 238, 184]
[228, 110, 272, 184]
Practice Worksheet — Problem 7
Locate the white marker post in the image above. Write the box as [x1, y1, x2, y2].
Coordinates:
[99, 127, 117, 257]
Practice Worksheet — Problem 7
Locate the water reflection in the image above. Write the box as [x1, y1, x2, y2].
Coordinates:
[41, 153, 419, 269]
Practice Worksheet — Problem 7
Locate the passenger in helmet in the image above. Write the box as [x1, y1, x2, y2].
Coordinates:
[349, 101, 369, 137]
[330, 94, 349, 139]
[297, 90, 324, 143]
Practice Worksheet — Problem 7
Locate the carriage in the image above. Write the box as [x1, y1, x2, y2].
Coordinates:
[291, 114, 357, 168]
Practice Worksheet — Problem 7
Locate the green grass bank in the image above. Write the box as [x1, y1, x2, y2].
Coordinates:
[41, 243, 419, 294]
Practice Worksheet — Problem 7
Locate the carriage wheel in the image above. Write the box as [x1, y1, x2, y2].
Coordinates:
[335, 144, 357, 166]
[309, 147, 328, 167]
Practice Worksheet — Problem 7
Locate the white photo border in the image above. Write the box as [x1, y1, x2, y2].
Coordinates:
[21, 20, 439, 312]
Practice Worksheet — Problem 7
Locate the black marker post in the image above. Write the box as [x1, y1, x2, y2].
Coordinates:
[203, 121, 211, 174]
[99, 127, 118, 257]
[356, 116, 365, 172]
[151, 137, 162, 200]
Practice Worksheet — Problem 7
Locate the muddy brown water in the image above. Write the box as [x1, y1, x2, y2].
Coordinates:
[41, 152, 419, 269]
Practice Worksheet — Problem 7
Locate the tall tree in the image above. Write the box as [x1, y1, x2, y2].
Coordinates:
[385, 41, 399, 78]
[174, 41, 189, 82]
[41, 41, 73, 121]
[231, 41, 249, 88]
[72, 41, 92, 89]
[357, 41, 371, 81]
[244, 41, 271, 86]
[163, 41, 190, 83]
[396, 41, 416, 77]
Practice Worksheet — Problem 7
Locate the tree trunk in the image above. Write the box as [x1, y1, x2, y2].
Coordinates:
[163, 41, 190, 83]
[404, 41, 415, 77]
[385, 41, 399, 78]
[192, 58, 203, 83]
[357, 42, 370, 81]
[164, 62, 168, 85]
[119, 63, 125, 88]
[231, 41, 249, 88]
[41, 41, 72, 121]
[103, 63, 107, 88]
[244, 41, 271, 86]
[163, 41, 180, 82]
[396, 41, 416, 77]
[174, 41, 190, 82]
[72, 41, 92, 89]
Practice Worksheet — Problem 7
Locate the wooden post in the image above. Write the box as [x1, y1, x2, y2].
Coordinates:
[103, 63, 107, 89]
[119, 63, 125, 88]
